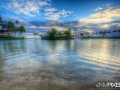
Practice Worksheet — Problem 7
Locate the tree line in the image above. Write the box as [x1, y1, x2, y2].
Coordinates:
[77, 30, 120, 38]
[0, 16, 26, 38]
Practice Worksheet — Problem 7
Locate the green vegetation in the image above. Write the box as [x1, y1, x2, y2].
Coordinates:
[44, 28, 72, 40]
[0, 35, 25, 40]
[0, 15, 26, 39]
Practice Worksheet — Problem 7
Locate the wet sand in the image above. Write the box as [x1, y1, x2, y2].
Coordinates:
[0, 67, 119, 90]
[0, 78, 119, 90]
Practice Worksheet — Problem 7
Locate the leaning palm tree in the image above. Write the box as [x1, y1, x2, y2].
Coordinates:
[7, 21, 15, 36]
[19, 25, 26, 37]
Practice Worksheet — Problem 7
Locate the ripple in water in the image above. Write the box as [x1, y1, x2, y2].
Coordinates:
[0, 39, 120, 90]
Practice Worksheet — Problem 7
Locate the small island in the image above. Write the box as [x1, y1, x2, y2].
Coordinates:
[41, 28, 73, 40]
[0, 16, 26, 40]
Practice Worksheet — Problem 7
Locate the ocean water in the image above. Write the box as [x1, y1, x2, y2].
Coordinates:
[0, 39, 120, 89]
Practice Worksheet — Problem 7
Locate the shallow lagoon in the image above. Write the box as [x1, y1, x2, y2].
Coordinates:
[0, 39, 120, 90]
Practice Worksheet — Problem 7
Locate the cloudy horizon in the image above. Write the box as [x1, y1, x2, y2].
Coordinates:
[0, 0, 120, 34]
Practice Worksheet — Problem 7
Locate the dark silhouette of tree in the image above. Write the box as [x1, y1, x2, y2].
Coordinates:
[113, 30, 116, 37]
[19, 25, 26, 37]
[0, 15, 2, 24]
[57, 31, 63, 38]
[15, 20, 19, 27]
[103, 31, 106, 38]
[7, 21, 15, 36]
[80, 33, 84, 38]
[118, 30, 120, 37]
[11, 27, 18, 37]
[63, 29, 72, 38]
[107, 31, 111, 38]
[47, 28, 57, 40]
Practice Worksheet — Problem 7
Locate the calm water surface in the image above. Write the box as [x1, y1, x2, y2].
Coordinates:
[0, 39, 120, 89]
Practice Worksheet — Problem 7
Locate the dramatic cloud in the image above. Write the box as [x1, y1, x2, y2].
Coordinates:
[2, 0, 51, 17]
[1, 0, 73, 20]
[17, 6, 120, 34]
[78, 7, 120, 32]
[0, 0, 120, 34]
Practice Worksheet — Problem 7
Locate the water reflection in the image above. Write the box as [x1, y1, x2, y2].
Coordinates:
[0, 39, 120, 89]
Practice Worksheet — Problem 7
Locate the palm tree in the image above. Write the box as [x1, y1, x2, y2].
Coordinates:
[19, 25, 26, 37]
[84, 32, 90, 38]
[57, 31, 63, 38]
[94, 32, 98, 38]
[92, 32, 95, 38]
[67, 29, 72, 38]
[107, 31, 111, 38]
[86, 32, 90, 37]
[15, 20, 19, 27]
[80, 33, 84, 38]
[113, 30, 116, 38]
[99, 31, 103, 38]
[47, 28, 57, 40]
[118, 30, 120, 38]
[0, 16, 3, 32]
[1, 22, 7, 31]
[63, 29, 72, 38]
[7, 21, 15, 36]
[0, 16, 2, 25]
[103, 31, 106, 38]
[84, 32, 87, 37]
[11, 27, 18, 37]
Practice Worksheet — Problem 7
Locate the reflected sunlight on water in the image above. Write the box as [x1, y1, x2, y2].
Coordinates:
[0, 39, 120, 89]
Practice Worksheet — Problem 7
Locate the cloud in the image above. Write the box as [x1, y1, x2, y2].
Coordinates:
[28, 5, 120, 33]
[94, 7, 103, 11]
[1, 1, 120, 34]
[100, 24, 110, 29]
[45, 10, 73, 20]
[44, 8, 57, 12]
[1, 0, 73, 20]
[2, 0, 51, 17]
[77, 7, 120, 32]
[79, 7, 120, 24]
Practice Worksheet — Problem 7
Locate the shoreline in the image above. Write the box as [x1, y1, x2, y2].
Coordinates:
[1, 38, 120, 40]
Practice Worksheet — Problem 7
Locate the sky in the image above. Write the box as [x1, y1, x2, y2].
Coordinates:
[0, 0, 120, 34]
